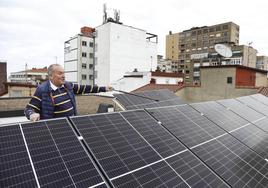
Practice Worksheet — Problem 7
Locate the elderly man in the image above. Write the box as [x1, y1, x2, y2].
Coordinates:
[25, 64, 113, 121]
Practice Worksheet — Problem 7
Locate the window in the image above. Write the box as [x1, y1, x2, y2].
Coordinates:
[216, 33, 221, 37]
[82, 52, 87, 57]
[82, 63, 87, 69]
[89, 42, 94, 47]
[82, 41, 87, 46]
[209, 28, 215, 32]
[82, 74, 87, 80]
[216, 26, 221, 31]
[203, 29, 208, 33]
[227, 77, 232, 84]
[223, 25, 228, 30]
[89, 64, 93, 69]
[89, 53, 93, 58]
[89, 75, 94, 80]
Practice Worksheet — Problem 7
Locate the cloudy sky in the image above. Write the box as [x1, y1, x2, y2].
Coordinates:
[1, 0, 268, 75]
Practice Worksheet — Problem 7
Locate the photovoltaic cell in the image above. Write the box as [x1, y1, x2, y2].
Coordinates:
[192, 134, 268, 188]
[218, 99, 264, 122]
[254, 117, 268, 132]
[191, 101, 249, 132]
[21, 119, 105, 188]
[237, 96, 268, 115]
[71, 113, 162, 179]
[0, 125, 38, 188]
[114, 89, 185, 110]
[174, 105, 226, 138]
[120, 109, 186, 158]
[218, 134, 268, 178]
[130, 98, 185, 110]
[251, 94, 268, 106]
[166, 151, 229, 188]
[230, 124, 268, 159]
[111, 161, 189, 188]
[147, 106, 218, 148]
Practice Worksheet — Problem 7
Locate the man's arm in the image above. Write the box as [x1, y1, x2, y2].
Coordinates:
[24, 89, 42, 121]
[72, 83, 109, 94]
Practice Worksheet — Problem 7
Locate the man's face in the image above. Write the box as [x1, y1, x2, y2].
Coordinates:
[50, 65, 65, 87]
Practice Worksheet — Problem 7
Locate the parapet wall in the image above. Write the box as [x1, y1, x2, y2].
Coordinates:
[0, 95, 120, 116]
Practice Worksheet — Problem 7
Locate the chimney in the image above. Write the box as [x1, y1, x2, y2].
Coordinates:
[81, 27, 95, 37]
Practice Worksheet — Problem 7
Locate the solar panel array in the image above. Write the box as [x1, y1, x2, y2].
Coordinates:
[114, 89, 185, 110]
[1, 93, 268, 188]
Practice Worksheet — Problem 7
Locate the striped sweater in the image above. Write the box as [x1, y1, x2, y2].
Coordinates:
[25, 81, 106, 120]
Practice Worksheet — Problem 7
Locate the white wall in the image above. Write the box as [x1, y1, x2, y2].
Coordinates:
[111, 72, 151, 92]
[153, 76, 183, 84]
[64, 35, 94, 85]
[95, 22, 157, 86]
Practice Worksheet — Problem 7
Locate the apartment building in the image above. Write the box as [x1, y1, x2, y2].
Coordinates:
[64, 27, 95, 85]
[9, 67, 48, 85]
[166, 22, 240, 85]
[157, 55, 178, 73]
[256, 56, 268, 70]
[95, 21, 157, 86]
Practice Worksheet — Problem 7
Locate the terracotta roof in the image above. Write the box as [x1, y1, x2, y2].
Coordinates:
[132, 84, 184, 93]
[151, 71, 184, 78]
[257, 87, 268, 96]
[26, 68, 47, 73]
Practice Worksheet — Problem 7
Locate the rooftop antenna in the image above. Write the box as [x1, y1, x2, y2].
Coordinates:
[214, 44, 232, 65]
[103, 3, 107, 24]
[114, 9, 120, 22]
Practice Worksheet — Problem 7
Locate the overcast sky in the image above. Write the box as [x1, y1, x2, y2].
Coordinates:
[1, 0, 268, 75]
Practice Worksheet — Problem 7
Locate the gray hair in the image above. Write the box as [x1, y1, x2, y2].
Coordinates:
[47, 64, 62, 77]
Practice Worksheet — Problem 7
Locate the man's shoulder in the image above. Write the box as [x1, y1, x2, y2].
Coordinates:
[64, 81, 73, 89]
[36, 80, 50, 91]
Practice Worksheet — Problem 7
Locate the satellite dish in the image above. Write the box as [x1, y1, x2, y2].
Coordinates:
[214, 44, 232, 58]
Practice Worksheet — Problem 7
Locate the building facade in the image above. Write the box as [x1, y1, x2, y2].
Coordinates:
[157, 55, 178, 73]
[166, 22, 241, 85]
[256, 56, 268, 70]
[9, 67, 48, 85]
[95, 22, 158, 86]
[64, 27, 95, 85]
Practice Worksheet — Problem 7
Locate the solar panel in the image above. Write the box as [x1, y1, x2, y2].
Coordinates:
[254, 117, 268, 132]
[251, 94, 268, 106]
[147, 105, 224, 148]
[70, 113, 162, 179]
[192, 134, 268, 187]
[111, 160, 189, 187]
[120, 109, 186, 158]
[71, 110, 230, 187]
[230, 124, 268, 159]
[166, 151, 229, 188]
[174, 105, 226, 138]
[2, 92, 268, 187]
[237, 95, 268, 115]
[21, 118, 106, 188]
[114, 89, 185, 110]
[218, 98, 264, 122]
[191, 101, 249, 132]
[0, 124, 38, 187]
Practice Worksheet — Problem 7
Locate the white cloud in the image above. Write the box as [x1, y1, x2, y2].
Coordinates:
[1, 0, 268, 75]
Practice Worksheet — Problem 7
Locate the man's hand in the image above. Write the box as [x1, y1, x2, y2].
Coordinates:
[106, 86, 114, 92]
[30, 113, 40, 122]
